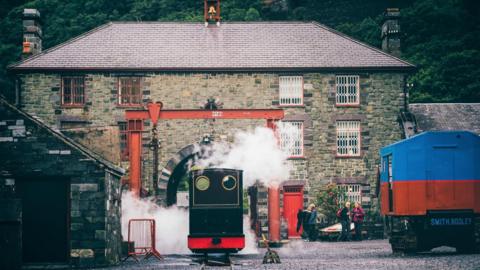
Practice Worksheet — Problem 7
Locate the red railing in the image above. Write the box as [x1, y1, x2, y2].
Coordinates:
[123, 219, 163, 262]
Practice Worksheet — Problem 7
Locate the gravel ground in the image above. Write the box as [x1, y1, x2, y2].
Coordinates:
[96, 240, 480, 270]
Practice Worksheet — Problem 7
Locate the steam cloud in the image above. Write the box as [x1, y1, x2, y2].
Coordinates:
[121, 191, 258, 254]
[121, 126, 290, 254]
[195, 126, 291, 187]
[121, 191, 189, 254]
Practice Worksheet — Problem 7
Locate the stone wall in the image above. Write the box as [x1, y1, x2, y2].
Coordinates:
[18, 71, 405, 211]
[62, 126, 121, 164]
[0, 100, 123, 267]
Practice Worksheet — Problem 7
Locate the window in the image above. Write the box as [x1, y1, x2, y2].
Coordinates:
[118, 77, 142, 105]
[336, 75, 359, 106]
[336, 120, 361, 157]
[61, 77, 85, 106]
[280, 121, 303, 157]
[339, 184, 362, 204]
[119, 122, 128, 161]
[279, 76, 303, 106]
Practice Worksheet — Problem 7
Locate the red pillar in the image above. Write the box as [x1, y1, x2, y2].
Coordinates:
[129, 131, 142, 197]
[268, 184, 281, 242]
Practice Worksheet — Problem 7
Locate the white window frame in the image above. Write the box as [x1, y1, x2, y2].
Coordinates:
[280, 121, 304, 158]
[339, 184, 362, 204]
[336, 120, 361, 157]
[335, 75, 360, 106]
[279, 76, 303, 106]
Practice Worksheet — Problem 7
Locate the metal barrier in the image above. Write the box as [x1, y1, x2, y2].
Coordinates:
[123, 219, 163, 262]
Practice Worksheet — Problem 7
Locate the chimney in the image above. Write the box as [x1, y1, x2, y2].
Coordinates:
[381, 8, 401, 57]
[204, 0, 221, 27]
[22, 9, 42, 58]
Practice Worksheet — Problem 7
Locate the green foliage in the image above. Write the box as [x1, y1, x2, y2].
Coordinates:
[245, 8, 261, 21]
[0, 0, 478, 103]
[335, 16, 382, 48]
[315, 183, 345, 224]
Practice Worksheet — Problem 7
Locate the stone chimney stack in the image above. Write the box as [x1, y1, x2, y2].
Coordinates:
[204, 0, 221, 27]
[22, 9, 42, 58]
[381, 8, 401, 57]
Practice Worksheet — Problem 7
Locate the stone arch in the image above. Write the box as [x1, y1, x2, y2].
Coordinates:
[158, 143, 201, 206]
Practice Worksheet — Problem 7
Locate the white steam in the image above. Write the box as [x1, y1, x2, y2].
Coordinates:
[121, 191, 189, 254]
[121, 126, 291, 255]
[121, 191, 259, 254]
[196, 126, 290, 187]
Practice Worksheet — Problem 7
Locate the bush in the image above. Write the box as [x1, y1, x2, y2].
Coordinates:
[316, 183, 345, 225]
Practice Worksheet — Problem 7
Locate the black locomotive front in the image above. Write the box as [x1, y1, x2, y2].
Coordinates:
[188, 168, 245, 253]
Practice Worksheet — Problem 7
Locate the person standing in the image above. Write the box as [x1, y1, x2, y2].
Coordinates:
[337, 201, 351, 241]
[351, 202, 365, 241]
[302, 206, 312, 240]
[307, 204, 318, 241]
[296, 208, 304, 234]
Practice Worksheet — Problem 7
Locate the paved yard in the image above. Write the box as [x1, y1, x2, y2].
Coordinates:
[97, 240, 480, 270]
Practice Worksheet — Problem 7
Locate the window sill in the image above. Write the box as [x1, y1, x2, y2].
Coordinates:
[279, 104, 305, 108]
[61, 104, 85, 108]
[287, 156, 306, 160]
[116, 104, 143, 108]
[335, 155, 362, 159]
[335, 104, 360, 108]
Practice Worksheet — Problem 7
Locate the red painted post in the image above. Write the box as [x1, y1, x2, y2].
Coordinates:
[129, 131, 142, 197]
[268, 183, 281, 243]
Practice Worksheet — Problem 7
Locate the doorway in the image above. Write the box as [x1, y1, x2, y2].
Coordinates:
[282, 185, 304, 238]
[16, 176, 69, 263]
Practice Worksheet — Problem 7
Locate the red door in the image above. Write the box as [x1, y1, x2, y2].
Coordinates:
[282, 185, 304, 238]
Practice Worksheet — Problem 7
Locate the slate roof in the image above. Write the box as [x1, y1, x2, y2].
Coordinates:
[9, 22, 414, 71]
[0, 97, 125, 175]
[409, 103, 480, 135]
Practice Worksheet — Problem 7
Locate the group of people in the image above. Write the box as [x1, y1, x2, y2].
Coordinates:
[296, 203, 318, 241]
[337, 201, 365, 241]
[296, 201, 365, 242]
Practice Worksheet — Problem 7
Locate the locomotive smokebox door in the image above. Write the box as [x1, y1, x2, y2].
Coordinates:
[188, 168, 245, 253]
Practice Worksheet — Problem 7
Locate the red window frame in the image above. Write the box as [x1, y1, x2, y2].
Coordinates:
[118, 120, 144, 161]
[335, 75, 360, 107]
[61, 76, 85, 107]
[280, 121, 304, 159]
[119, 122, 129, 161]
[279, 76, 304, 107]
[118, 77, 142, 106]
[335, 120, 362, 158]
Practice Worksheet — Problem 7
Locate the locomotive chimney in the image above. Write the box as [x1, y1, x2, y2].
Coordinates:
[22, 8, 42, 59]
[381, 8, 401, 57]
[204, 0, 221, 27]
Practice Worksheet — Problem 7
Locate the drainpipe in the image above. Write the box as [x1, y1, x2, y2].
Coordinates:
[151, 124, 159, 195]
[15, 78, 20, 106]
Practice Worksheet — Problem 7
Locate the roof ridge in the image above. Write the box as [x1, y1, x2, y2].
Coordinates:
[310, 21, 415, 68]
[109, 21, 310, 24]
[0, 97, 124, 175]
[8, 22, 114, 69]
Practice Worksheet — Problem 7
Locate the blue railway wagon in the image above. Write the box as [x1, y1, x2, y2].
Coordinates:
[379, 131, 480, 253]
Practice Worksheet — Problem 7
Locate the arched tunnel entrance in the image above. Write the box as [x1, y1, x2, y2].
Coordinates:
[166, 154, 194, 206]
[163, 143, 202, 206]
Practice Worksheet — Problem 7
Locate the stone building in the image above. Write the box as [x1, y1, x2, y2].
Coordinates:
[0, 98, 124, 268]
[7, 6, 414, 239]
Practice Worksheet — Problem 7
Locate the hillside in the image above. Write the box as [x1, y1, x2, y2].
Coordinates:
[1, 0, 479, 102]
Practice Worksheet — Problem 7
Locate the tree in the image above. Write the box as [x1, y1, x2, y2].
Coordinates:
[245, 8, 261, 21]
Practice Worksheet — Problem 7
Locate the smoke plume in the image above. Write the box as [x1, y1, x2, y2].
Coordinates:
[195, 126, 290, 187]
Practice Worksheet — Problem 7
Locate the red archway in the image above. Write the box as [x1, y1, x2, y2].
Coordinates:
[125, 101, 284, 197]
